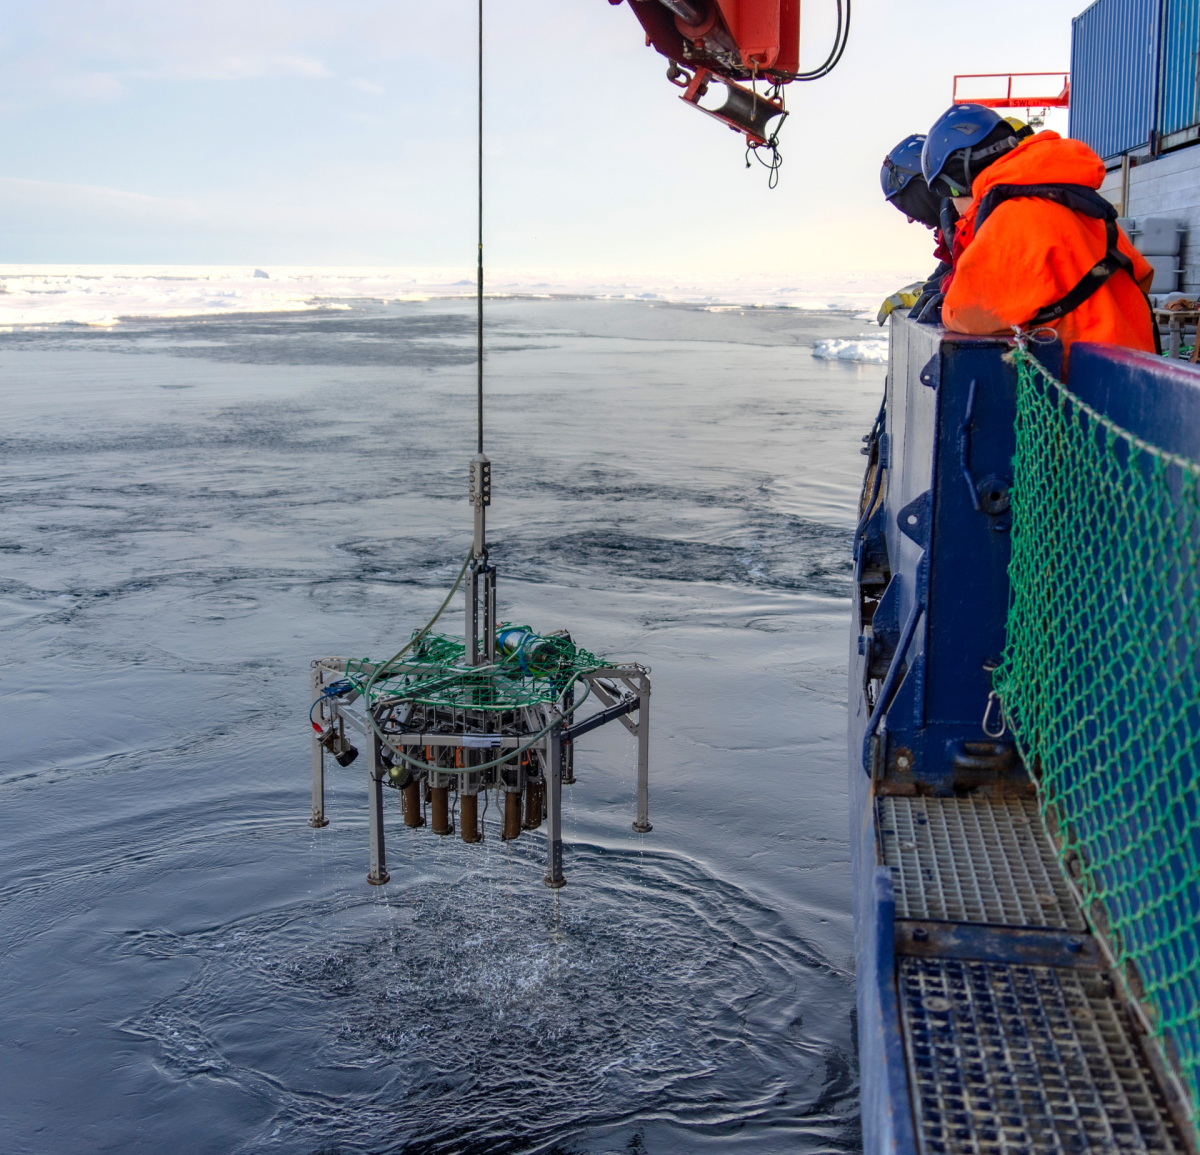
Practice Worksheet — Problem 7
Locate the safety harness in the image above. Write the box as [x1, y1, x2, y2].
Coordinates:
[974, 183, 1143, 328]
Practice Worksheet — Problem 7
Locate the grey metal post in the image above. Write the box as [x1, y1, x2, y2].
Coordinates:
[633, 679, 652, 833]
[310, 667, 329, 828]
[366, 730, 390, 885]
[466, 451, 490, 668]
[483, 564, 497, 664]
[544, 717, 565, 888]
[465, 562, 480, 667]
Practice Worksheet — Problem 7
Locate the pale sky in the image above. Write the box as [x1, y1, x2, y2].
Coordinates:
[1, 0, 1082, 274]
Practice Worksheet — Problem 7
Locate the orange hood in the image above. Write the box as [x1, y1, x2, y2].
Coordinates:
[963, 131, 1107, 229]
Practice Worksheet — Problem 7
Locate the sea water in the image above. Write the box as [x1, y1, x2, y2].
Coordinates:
[0, 293, 887, 1153]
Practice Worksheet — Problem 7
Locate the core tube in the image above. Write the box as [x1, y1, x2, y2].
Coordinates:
[431, 785, 453, 835]
[523, 780, 544, 830]
[502, 790, 522, 841]
[402, 780, 424, 827]
[460, 792, 481, 843]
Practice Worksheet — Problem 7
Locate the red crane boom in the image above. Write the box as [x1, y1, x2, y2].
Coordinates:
[610, 0, 848, 152]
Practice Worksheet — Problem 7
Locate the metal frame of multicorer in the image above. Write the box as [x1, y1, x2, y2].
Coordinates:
[308, 657, 651, 889]
[308, 454, 652, 890]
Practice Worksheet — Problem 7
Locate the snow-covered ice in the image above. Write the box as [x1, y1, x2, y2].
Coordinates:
[0, 265, 922, 328]
[811, 338, 889, 364]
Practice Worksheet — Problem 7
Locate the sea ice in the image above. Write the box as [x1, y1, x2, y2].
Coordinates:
[0, 265, 924, 327]
[811, 338, 888, 364]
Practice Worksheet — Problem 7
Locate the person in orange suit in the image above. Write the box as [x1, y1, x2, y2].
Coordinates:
[921, 104, 1155, 374]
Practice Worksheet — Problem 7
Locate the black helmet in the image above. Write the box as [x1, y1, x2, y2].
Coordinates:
[881, 134, 941, 229]
[921, 104, 1022, 199]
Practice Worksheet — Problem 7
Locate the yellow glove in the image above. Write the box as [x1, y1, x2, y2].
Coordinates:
[877, 282, 925, 326]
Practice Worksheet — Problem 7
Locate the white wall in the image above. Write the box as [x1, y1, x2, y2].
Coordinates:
[1101, 146, 1200, 296]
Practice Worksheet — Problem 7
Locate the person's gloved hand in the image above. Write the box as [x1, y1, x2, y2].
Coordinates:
[913, 291, 945, 325]
[876, 282, 925, 325]
[909, 287, 938, 319]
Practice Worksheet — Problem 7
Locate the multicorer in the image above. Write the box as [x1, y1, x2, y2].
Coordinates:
[307, 454, 652, 889]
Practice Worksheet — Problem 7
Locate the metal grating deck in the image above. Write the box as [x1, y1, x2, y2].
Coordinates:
[880, 797, 1084, 931]
[901, 957, 1182, 1155]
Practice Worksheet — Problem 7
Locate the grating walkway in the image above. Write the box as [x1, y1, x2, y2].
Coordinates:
[901, 957, 1182, 1155]
[879, 797, 1084, 931]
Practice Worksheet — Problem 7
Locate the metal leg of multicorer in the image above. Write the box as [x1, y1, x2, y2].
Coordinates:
[310, 667, 329, 828]
[544, 718, 566, 888]
[366, 733, 390, 885]
[633, 682, 652, 833]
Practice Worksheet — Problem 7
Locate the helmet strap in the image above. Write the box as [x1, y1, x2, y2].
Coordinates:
[971, 134, 1020, 162]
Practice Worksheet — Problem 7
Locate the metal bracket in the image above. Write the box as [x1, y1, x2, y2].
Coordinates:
[565, 697, 638, 742]
[587, 672, 641, 736]
[678, 66, 787, 147]
[957, 378, 982, 511]
[861, 597, 925, 770]
[895, 920, 1099, 969]
[897, 491, 931, 549]
[919, 353, 940, 389]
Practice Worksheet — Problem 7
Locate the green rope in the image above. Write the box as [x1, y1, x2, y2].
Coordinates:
[335, 548, 610, 777]
[995, 346, 1200, 1120]
[348, 626, 604, 712]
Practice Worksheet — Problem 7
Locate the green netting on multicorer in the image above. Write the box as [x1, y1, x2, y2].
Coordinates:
[994, 347, 1200, 1120]
[343, 625, 604, 711]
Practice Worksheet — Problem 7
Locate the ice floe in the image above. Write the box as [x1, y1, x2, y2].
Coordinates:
[811, 338, 889, 364]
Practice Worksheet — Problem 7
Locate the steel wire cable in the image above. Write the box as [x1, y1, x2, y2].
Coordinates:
[477, 0, 484, 454]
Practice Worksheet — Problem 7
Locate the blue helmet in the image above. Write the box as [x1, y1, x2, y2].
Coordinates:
[881, 134, 941, 228]
[880, 134, 926, 201]
[921, 104, 1020, 199]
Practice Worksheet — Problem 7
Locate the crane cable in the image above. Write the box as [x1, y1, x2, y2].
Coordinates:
[356, 0, 487, 721]
[472, 0, 482, 451]
[342, 0, 582, 778]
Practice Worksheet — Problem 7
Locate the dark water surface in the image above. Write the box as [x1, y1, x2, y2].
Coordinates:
[0, 298, 883, 1153]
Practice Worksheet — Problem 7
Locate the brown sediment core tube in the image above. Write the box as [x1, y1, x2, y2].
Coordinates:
[402, 780, 424, 827]
[460, 793, 481, 843]
[431, 786, 452, 835]
[502, 790, 522, 840]
[523, 780, 544, 830]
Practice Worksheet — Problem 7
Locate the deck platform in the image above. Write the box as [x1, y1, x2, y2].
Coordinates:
[880, 795, 1184, 1155]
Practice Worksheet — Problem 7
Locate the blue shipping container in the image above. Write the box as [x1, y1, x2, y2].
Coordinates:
[1071, 0, 1160, 158]
[1159, 0, 1200, 139]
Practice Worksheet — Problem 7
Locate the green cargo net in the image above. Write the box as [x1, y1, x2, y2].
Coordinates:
[995, 347, 1200, 1121]
[342, 626, 604, 711]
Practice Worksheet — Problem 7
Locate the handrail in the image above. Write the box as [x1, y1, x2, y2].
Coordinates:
[953, 72, 1070, 109]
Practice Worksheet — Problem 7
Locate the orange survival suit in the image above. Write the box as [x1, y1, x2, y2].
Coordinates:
[942, 131, 1155, 373]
